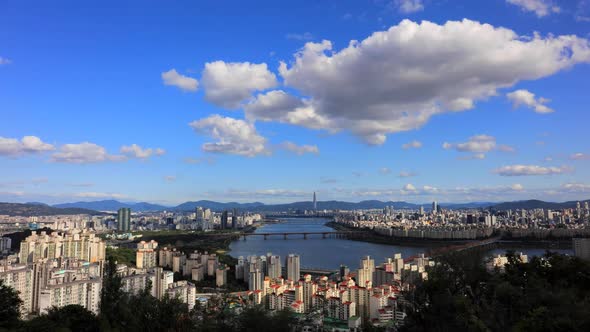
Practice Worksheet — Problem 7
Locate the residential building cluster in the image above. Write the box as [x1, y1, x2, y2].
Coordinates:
[0, 230, 106, 316]
[114, 242, 240, 310]
[235, 252, 432, 328]
[334, 200, 590, 240]
[0, 231, 206, 318]
[0, 214, 106, 232]
[0, 206, 264, 235]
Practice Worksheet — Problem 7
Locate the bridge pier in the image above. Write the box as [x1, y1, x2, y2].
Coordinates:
[322, 233, 326, 239]
[303, 234, 307, 240]
[264, 234, 267, 240]
[284, 234, 287, 240]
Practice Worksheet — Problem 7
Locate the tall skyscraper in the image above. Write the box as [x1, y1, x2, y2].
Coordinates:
[221, 211, 228, 229]
[117, 208, 131, 232]
[432, 201, 438, 214]
[195, 207, 204, 221]
[313, 192, 317, 210]
[232, 208, 238, 229]
[286, 254, 300, 282]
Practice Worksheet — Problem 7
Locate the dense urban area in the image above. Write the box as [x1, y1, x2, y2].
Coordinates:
[1, 196, 590, 331]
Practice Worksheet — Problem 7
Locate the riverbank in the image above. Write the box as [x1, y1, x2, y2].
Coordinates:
[325, 221, 574, 250]
[325, 221, 466, 247]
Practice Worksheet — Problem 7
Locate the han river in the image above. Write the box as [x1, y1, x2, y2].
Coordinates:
[228, 217, 573, 270]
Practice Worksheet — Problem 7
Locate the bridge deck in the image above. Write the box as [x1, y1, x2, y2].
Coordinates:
[242, 231, 358, 236]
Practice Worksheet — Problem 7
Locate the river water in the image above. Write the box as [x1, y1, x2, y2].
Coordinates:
[228, 218, 573, 270]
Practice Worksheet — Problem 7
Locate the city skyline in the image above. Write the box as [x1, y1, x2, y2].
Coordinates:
[2, 0, 590, 205]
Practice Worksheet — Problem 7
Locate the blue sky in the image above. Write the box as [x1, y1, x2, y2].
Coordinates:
[1, 0, 589, 205]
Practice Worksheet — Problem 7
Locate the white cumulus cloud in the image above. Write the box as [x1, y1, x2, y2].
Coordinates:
[0, 136, 55, 156]
[561, 183, 590, 193]
[506, 0, 560, 17]
[444, 135, 515, 159]
[120, 144, 166, 159]
[51, 142, 125, 164]
[162, 69, 199, 92]
[493, 164, 572, 176]
[507, 89, 554, 114]
[401, 183, 439, 195]
[270, 19, 590, 144]
[443, 135, 496, 153]
[189, 115, 269, 157]
[201, 61, 277, 109]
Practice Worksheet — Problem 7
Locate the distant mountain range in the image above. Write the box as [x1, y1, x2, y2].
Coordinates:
[174, 200, 266, 211]
[490, 199, 590, 211]
[0, 198, 588, 216]
[53, 200, 168, 212]
[0, 202, 105, 217]
[43, 199, 590, 212]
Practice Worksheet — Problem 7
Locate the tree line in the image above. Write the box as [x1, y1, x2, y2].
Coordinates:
[401, 250, 590, 331]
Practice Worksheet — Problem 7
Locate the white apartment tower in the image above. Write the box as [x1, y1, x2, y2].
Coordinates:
[286, 254, 300, 282]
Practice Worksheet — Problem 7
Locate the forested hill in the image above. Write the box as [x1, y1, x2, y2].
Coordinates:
[0, 202, 103, 216]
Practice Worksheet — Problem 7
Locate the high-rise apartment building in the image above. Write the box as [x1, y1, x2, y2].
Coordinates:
[117, 208, 131, 232]
[249, 268, 263, 291]
[216, 265, 227, 287]
[7, 230, 107, 315]
[267, 254, 282, 279]
[39, 277, 102, 315]
[0, 264, 33, 315]
[19, 230, 105, 264]
[136, 240, 158, 269]
[166, 281, 196, 310]
[286, 254, 300, 282]
[0, 237, 12, 253]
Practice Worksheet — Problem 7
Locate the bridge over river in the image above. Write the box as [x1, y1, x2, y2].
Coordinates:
[238, 231, 365, 240]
